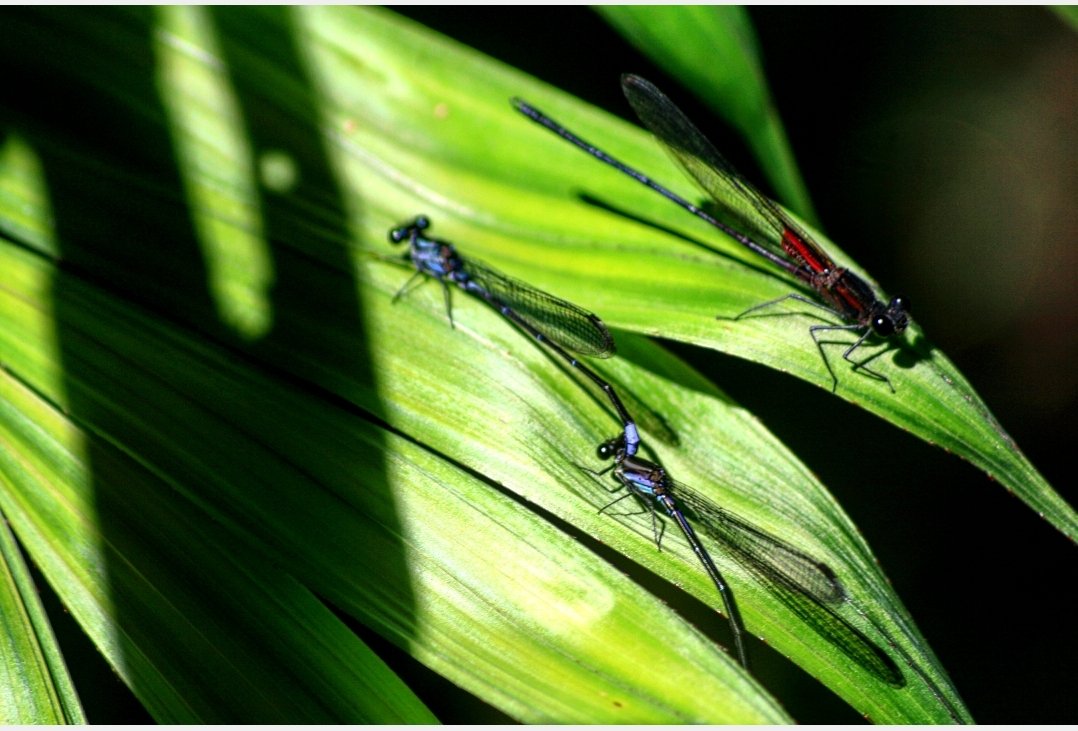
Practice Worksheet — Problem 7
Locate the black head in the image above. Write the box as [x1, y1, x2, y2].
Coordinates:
[597, 436, 624, 461]
[388, 215, 430, 245]
[875, 295, 909, 338]
[871, 295, 910, 337]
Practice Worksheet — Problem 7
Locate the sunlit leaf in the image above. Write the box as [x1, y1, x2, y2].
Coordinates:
[0, 504, 84, 723]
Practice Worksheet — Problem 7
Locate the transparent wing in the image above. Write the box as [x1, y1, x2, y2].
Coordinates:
[621, 74, 834, 272]
[669, 480, 904, 686]
[464, 258, 615, 358]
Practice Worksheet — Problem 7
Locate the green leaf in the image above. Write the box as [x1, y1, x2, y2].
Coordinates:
[0, 228, 786, 723]
[0, 350, 436, 723]
[0, 504, 84, 723]
[1050, 5, 1078, 31]
[491, 82, 1075, 542]
[595, 6, 818, 224]
[3, 4, 1063, 723]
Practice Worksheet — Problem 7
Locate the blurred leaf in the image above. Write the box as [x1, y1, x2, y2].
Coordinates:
[596, 6, 818, 224]
[1050, 5, 1078, 31]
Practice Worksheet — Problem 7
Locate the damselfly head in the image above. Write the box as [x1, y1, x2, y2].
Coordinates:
[388, 216, 431, 245]
[872, 295, 911, 337]
[597, 436, 624, 461]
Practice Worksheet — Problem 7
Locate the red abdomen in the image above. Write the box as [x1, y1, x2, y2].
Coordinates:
[781, 228, 830, 274]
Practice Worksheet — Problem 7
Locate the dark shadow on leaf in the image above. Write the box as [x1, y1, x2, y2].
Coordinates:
[579, 191, 786, 283]
[0, 6, 417, 722]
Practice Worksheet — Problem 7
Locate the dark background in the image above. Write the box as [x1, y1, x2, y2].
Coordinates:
[37, 7, 1076, 724]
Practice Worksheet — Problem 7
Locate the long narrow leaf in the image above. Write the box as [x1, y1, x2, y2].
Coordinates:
[0, 504, 84, 723]
[0, 364, 436, 723]
[264, 6, 1066, 543]
[0, 5, 1029, 723]
[0, 238, 790, 723]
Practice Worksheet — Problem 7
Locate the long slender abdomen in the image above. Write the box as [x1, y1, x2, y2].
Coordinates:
[781, 228, 829, 273]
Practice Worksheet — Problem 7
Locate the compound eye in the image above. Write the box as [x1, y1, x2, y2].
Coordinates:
[388, 227, 406, 243]
[873, 315, 895, 336]
[415, 215, 430, 230]
[596, 439, 619, 460]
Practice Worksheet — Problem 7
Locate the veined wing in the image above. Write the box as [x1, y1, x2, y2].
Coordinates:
[464, 257, 615, 358]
